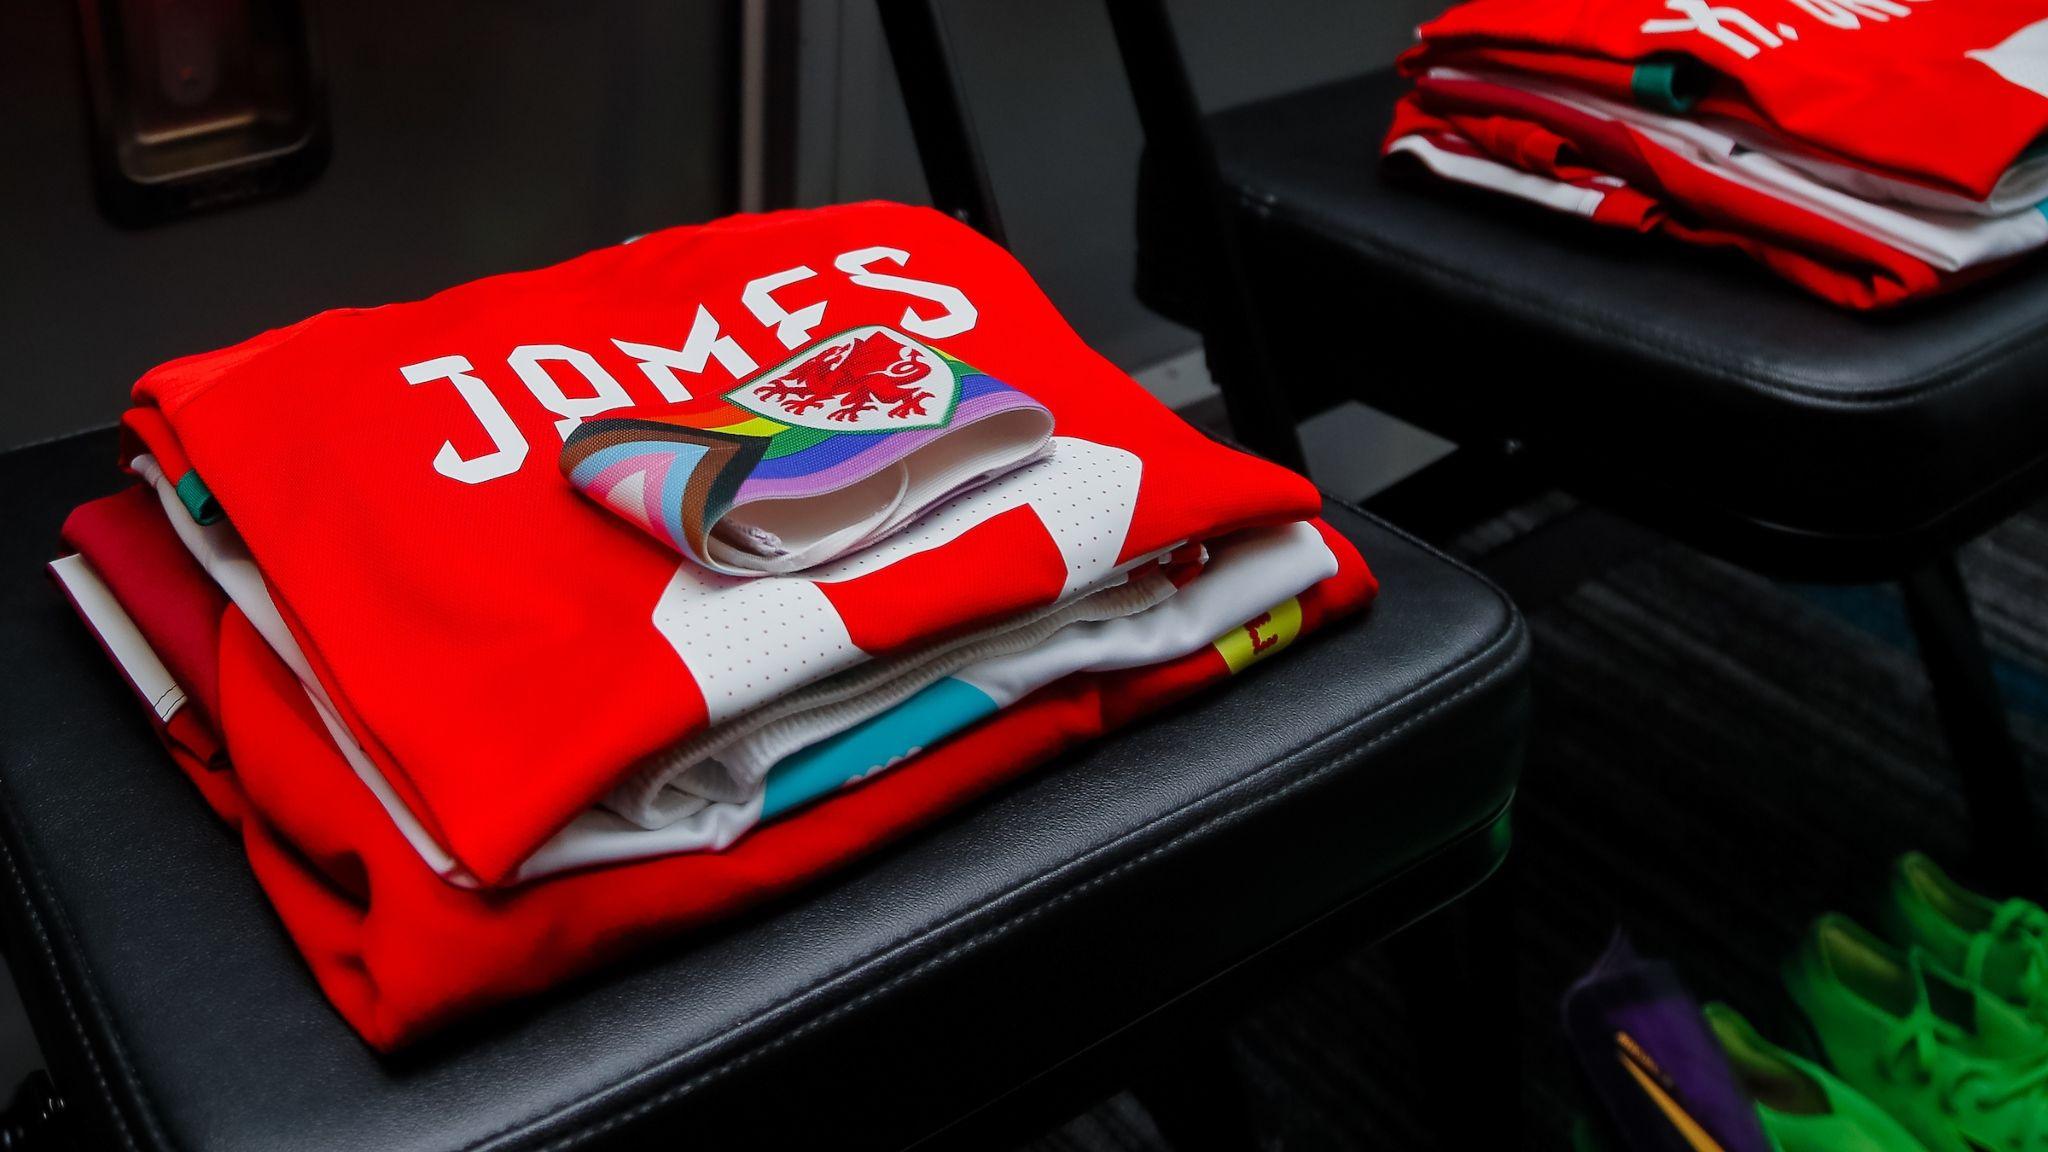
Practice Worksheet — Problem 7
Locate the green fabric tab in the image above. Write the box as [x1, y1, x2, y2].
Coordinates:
[761, 426, 834, 460]
[174, 470, 223, 526]
[1630, 60, 1700, 115]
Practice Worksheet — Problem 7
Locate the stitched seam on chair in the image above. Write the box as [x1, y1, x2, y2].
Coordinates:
[1324, 497, 1518, 613]
[1228, 208, 2048, 541]
[478, 614, 1528, 1152]
[1239, 183, 2048, 409]
[15, 597, 1519, 1152]
[513, 628, 1526, 1152]
[0, 806, 152, 1152]
[0, 499, 1520, 1152]
[0, 493, 1518, 1152]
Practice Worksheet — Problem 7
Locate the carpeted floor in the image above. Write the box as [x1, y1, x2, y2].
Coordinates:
[1027, 494, 2048, 1151]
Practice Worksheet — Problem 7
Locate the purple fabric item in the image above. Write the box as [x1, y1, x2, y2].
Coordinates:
[1562, 931, 1772, 1152]
[561, 336, 1053, 574]
[734, 382, 1045, 499]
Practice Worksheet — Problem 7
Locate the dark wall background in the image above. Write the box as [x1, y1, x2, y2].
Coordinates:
[0, 0, 1444, 452]
[0, 0, 733, 451]
[796, 0, 1440, 371]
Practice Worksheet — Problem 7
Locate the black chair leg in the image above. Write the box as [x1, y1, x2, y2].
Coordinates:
[1900, 552, 2047, 899]
[1128, 1025, 1261, 1152]
[1388, 855, 1523, 1150]
[1101, 0, 1307, 475]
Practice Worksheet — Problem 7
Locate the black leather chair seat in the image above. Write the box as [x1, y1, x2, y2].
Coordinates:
[0, 429, 1527, 1152]
[1138, 69, 2048, 579]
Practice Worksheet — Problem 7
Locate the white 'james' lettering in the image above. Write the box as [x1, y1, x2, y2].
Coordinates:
[401, 246, 980, 486]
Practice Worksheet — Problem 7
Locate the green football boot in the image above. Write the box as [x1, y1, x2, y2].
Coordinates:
[1784, 915, 2048, 1151]
[1885, 853, 2048, 1027]
[1705, 1002, 1929, 1151]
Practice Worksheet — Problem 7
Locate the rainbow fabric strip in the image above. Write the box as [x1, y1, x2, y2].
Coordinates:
[562, 327, 1049, 570]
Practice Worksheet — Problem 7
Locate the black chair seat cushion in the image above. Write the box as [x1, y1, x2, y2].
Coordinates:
[0, 429, 1526, 1152]
[1138, 69, 2048, 577]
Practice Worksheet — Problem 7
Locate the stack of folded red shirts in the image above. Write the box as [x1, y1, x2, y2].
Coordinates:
[48, 201, 1376, 1050]
[1385, 0, 2048, 308]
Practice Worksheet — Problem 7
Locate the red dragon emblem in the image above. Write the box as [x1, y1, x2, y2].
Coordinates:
[751, 331, 936, 423]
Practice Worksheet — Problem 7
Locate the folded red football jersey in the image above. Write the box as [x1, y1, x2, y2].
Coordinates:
[1385, 73, 1974, 308]
[1405, 0, 2048, 201]
[48, 554, 234, 820]
[130, 202, 1324, 888]
[54, 483, 1374, 1049]
[227, 536, 1370, 1050]
[61, 485, 229, 731]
